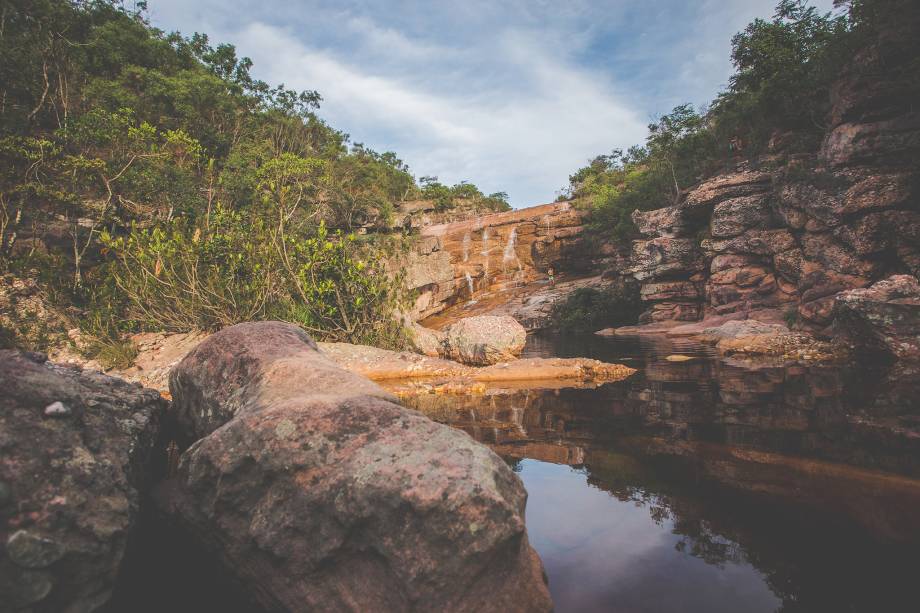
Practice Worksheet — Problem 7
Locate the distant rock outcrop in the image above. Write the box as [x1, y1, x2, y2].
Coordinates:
[403, 201, 598, 320]
[156, 322, 552, 612]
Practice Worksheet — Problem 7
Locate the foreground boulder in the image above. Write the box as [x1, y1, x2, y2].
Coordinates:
[834, 275, 920, 360]
[441, 315, 527, 365]
[0, 351, 164, 613]
[157, 322, 551, 612]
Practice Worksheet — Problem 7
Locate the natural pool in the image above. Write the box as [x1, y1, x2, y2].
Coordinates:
[402, 331, 920, 613]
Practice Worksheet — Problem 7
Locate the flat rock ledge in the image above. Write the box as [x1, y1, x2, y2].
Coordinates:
[0, 350, 165, 613]
[318, 341, 637, 389]
[156, 322, 553, 612]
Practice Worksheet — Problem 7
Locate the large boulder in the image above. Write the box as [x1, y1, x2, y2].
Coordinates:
[833, 275, 920, 360]
[441, 315, 527, 365]
[0, 351, 165, 613]
[157, 322, 551, 612]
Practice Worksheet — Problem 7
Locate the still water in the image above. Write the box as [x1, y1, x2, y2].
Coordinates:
[403, 331, 920, 613]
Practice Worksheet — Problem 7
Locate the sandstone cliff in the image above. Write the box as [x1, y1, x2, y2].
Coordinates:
[621, 8, 920, 339]
[403, 201, 600, 319]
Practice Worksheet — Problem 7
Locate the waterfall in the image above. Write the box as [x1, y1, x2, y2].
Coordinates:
[481, 227, 490, 281]
[464, 271, 474, 299]
[503, 226, 518, 272]
[462, 231, 471, 262]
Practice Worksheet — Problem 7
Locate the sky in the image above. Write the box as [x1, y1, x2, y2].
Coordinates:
[145, 0, 837, 208]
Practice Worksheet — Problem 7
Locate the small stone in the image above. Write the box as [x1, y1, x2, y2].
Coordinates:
[7, 530, 66, 568]
[44, 401, 71, 417]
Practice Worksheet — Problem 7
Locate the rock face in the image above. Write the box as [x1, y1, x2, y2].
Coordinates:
[405, 201, 594, 319]
[0, 351, 164, 613]
[441, 315, 527, 365]
[834, 275, 920, 360]
[620, 5, 920, 335]
[157, 322, 552, 612]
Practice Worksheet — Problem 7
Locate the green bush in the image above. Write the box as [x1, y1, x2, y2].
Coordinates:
[102, 208, 407, 348]
[551, 284, 643, 334]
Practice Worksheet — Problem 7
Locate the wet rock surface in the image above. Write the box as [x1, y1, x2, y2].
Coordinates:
[156, 321, 552, 612]
[0, 350, 165, 613]
[404, 201, 595, 320]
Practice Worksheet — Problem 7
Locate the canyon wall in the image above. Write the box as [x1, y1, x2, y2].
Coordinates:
[404, 201, 597, 319]
[623, 10, 920, 331]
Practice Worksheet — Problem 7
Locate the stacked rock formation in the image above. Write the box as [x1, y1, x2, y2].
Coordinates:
[625, 5, 920, 335]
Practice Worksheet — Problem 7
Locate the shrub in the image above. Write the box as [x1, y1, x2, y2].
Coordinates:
[101, 208, 408, 348]
[551, 283, 642, 334]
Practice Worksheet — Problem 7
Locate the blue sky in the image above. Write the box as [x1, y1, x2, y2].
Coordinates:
[146, 0, 836, 208]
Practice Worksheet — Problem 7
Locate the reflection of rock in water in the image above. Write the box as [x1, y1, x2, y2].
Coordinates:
[403, 348, 920, 541]
[405, 372, 920, 611]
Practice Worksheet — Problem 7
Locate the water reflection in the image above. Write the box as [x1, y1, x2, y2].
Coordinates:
[402, 332, 920, 612]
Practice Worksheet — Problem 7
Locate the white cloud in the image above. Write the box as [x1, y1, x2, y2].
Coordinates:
[231, 21, 646, 206]
[145, 0, 838, 208]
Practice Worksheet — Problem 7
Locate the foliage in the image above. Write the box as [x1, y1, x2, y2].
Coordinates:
[550, 284, 643, 334]
[0, 0, 502, 350]
[418, 177, 511, 213]
[567, 0, 875, 242]
[711, 0, 856, 152]
[102, 207, 407, 348]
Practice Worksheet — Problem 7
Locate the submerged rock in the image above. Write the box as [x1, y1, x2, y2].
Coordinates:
[157, 321, 552, 612]
[441, 315, 527, 365]
[0, 350, 165, 613]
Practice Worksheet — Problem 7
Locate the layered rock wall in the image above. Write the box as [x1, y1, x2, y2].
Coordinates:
[624, 8, 920, 331]
[405, 201, 595, 319]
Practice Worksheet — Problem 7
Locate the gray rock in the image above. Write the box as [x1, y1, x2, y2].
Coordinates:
[0, 350, 165, 613]
[441, 315, 528, 365]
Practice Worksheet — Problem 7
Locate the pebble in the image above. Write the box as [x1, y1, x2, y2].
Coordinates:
[43, 401, 71, 417]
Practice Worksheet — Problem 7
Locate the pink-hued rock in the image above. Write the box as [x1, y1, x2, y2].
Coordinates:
[158, 321, 552, 613]
[834, 275, 920, 360]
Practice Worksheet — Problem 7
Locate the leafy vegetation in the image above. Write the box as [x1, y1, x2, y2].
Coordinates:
[418, 177, 511, 213]
[566, 0, 877, 242]
[550, 284, 643, 334]
[0, 1, 500, 351]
